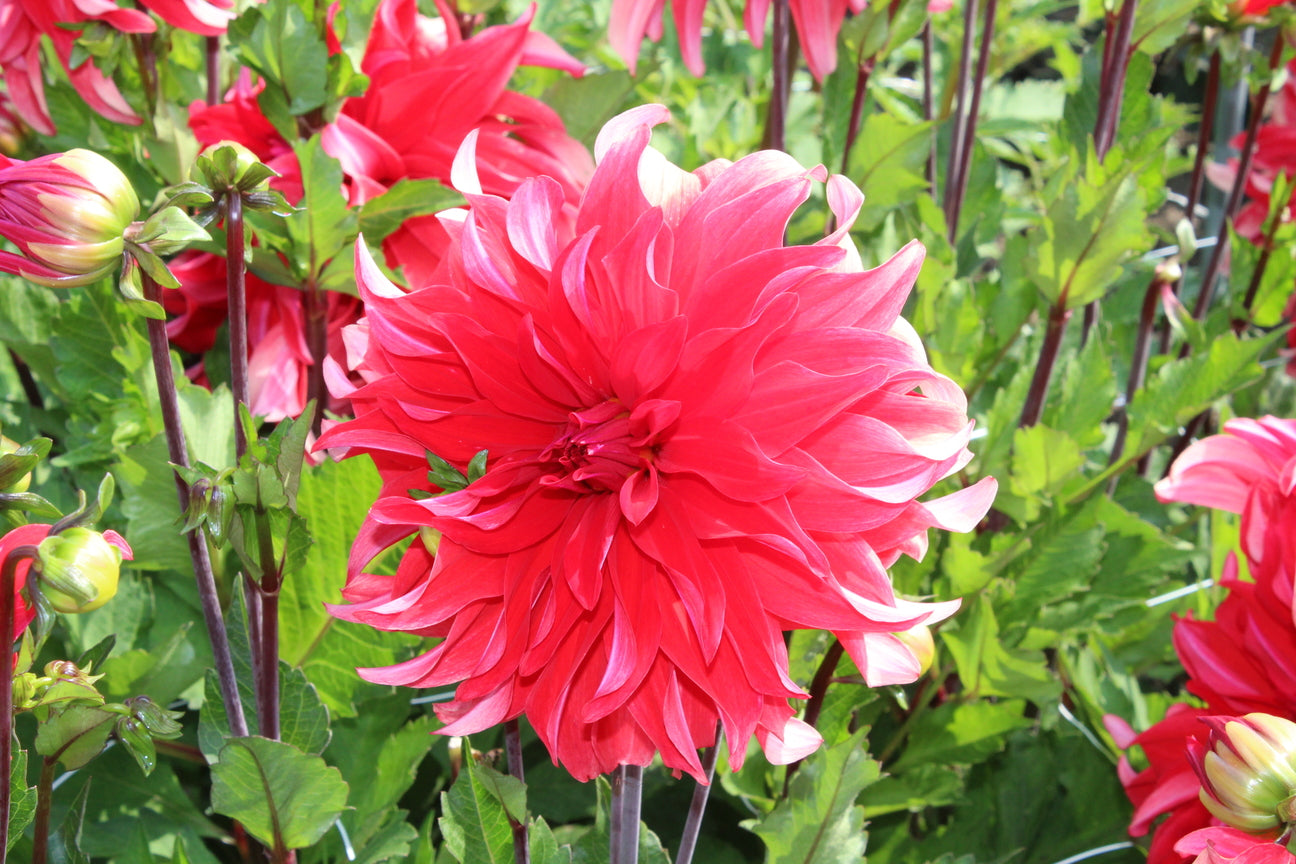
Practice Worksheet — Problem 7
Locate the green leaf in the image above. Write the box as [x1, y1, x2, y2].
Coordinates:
[358, 179, 463, 244]
[50, 780, 93, 864]
[230, 2, 329, 117]
[1123, 331, 1280, 459]
[1027, 149, 1148, 309]
[354, 818, 419, 864]
[439, 752, 521, 864]
[1010, 425, 1086, 498]
[847, 113, 932, 233]
[940, 598, 1061, 704]
[746, 729, 880, 864]
[279, 455, 417, 717]
[286, 136, 358, 283]
[210, 736, 349, 851]
[34, 703, 118, 770]
[889, 699, 1035, 771]
[7, 748, 35, 850]
[528, 817, 573, 864]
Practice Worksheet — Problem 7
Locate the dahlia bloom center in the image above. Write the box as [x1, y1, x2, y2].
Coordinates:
[539, 399, 677, 494]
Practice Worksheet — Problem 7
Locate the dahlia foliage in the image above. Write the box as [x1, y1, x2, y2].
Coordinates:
[320, 104, 995, 780]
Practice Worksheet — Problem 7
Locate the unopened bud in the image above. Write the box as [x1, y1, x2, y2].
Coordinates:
[0, 149, 139, 288]
[895, 624, 936, 676]
[1191, 714, 1296, 833]
[36, 528, 132, 613]
[0, 435, 30, 493]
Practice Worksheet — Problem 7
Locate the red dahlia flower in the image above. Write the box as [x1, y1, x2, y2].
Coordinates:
[610, 0, 952, 83]
[1155, 417, 1296, 607]
[162, 251, 361, 422]
[0, 0, 155, 135]
[0, 523, 48, 647]
[1108, 707, 1216, 864]
[188, 0, 592, 287]
[1178, 828, 1296, 864]
[318, 105, 997, 782]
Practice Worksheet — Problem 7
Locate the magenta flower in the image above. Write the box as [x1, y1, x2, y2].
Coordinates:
[609, 0, 950, 82]
[189, 0, 592, 287]
[1155, 417, 1296, 598]
[162, 251, 362, 422]
[1108, 706, 1216, 864]
[0, 148, 139, 288]
[318, 105, 996, 782]
[136, 0, 245, 35]
[1178, 828, 1294, 864]
[0, 0, 155, 135]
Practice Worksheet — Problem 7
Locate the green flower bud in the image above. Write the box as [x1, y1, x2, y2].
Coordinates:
[35, 528, 132, 613]
[0, 435, 30, 494]
[1192, 714, 1296, 833]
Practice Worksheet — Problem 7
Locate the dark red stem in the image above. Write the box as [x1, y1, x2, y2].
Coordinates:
[505, 720, 529, 864]
[205, 36, 221, 106]
[923, 22, 938, 196]
[1189, 34, 1287, 330]
[0, 545, 37, 864]
[946, 0, 997, 242]
[1019, 300, 1072, 428]
[766, 0, 792, 152]
[142, 275, 249, 739]
[226, 193, 249, 459]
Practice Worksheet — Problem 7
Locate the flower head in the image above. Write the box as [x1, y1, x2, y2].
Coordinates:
[319, 105, 996, 782]
[1108, 706, 1217, 864]
[1155, 417, 1296, 609]
[0, 1, 156, 135]
[1179, 827, 1296, 864]
[162, 251, 362, 422]
[1189, 714, 1296, 834]
[0, 523, 49, 646]
[0, 149, 139, 288]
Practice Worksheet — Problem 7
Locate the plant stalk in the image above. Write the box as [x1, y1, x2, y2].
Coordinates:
[254, 512, 281, 741]
[225, 193, 249, 460]
[142, 275, 249, 739]
[674, 738, 720, 864]
[205, 36, 221, 106]
[783, 640, 844, 794]
[1189, 33, 1287, 329]
[29, 757, 57, 864]
[1019, 300, 1072, 428]
[1242, 178, 1294, 313]
[943, 0, 979, 239]
[304, 281, 328, 438]
[841, 57, 877, 175]
[923, 22, 938, 196]
[610, 764, 643, 864]
[946, 0, 998, 243]
[0, 544, 36, 864]
[1160, 51, 1222, 353]
[766, 0, 792, 152]
[505, 719, 529, 864]
[1093, 0, 1138, 159]
[1109, 269, 1172, 468]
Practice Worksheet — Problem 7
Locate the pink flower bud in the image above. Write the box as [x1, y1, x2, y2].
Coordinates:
[0, 149, 139, 288]
[1191, 714, 1296, 834]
